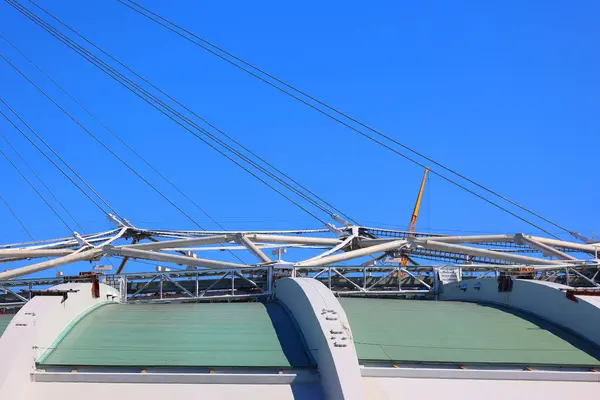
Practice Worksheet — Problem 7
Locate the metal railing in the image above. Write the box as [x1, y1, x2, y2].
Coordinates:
[1, 262, 598, 306]
[101, 265, 436, 303]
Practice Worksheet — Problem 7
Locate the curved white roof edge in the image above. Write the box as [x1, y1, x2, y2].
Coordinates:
[274, 278, 364, 399]
[0, 283, 119, 399]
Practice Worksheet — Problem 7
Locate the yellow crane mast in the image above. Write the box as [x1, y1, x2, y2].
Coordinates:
[400, 168, 429, 266]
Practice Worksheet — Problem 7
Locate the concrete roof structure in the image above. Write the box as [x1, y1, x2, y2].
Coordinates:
[1, 277, 600, 399]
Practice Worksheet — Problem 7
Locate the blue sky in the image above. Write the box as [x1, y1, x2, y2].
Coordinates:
[0, 0, 598, 275]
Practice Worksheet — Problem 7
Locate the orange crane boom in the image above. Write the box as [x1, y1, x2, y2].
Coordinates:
[408, 168, 429, 233]
[401, 168, 429, 266]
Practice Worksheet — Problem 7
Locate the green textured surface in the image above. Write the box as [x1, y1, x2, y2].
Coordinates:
[0, 314, 13, 337]
[39, 302, 312, 368]
[341, 298, 600, 366]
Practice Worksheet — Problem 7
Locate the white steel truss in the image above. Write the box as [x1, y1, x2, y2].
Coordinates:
[0, 219, 597, 298]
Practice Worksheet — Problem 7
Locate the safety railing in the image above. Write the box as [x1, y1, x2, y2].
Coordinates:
[1, 262, 598, 306]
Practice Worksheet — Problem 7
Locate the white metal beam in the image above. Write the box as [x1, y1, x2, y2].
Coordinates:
[413, 239, 563, 265]
[422, 234, 514, 244]
[297, 239, 407, 267]
[302, 235, 356, 263]
[0, 249, 75, 259]
[357, 234, 515, 248]
[236, 235, 271, 263]
[0, 248, 102, 280]
[246, 234, 342, 246]
[529, 236, 600, 256]
[125, 235, 233, 251]
[103, 245, 248, 269]
[514, 234, 579, 261]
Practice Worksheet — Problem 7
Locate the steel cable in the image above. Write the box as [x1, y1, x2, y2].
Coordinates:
[0, 32, 226, 232]
[6, 0, 333, 225]
[0, 145, 74, 232]
[0, 52, 208, 231]
[0, 130, 85, 232]
[0, 51, 248, 263]
[0, 102, 117, 218]
[21, 0, 356, 225]
[0, 189, 35, 240]
[116, 0, 573, 237]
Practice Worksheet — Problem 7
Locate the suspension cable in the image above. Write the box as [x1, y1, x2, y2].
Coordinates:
[12, 3, 326, 224]
[0, 52, 208, 231]
[116, 0, 573, 236]
[0, 101, 117, 218]
[0, 145, 74, 232]
[10, 0, 564, 238]
[0, 130, 85, 232]
[25, 3, 336, 223]
[18, 0, 356, 225]
[0, 40, 251, 263]
[0, 189, 35, 240]
[6, 0, 333, 225]
[0, 33, 226, 232]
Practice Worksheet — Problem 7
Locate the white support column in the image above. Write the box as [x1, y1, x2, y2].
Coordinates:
[274, 278, 364, 400]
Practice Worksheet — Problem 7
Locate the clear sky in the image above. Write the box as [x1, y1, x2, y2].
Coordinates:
[0, 0, 598, 274]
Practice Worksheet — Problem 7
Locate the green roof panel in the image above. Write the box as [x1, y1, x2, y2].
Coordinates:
[341, 298, 600, 366]
[0, 314, 13, 337]
[38, 301, 312, 368]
